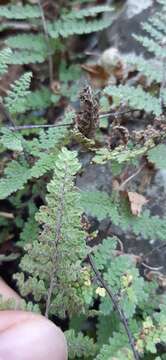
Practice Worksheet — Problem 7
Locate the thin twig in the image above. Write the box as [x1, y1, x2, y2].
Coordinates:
[88, 254, 140, 360]
[141, 262, 163, 271]
[8, 123, 72, 131]
[119, 163, 146, 191]
[0, 211, 14, 219]
[6, 109, 141, 131]
[37, 0, 53, 87]
[99, 108, 141, 119]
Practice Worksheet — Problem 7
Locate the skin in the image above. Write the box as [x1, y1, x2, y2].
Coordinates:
[0, 278, 68, 360]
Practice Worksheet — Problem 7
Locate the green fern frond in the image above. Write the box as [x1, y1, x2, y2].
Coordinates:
[4, 72, 32, 114]
[4, 34, 48, 65]
[14, 147, 91, 317]
[0, 112, 73, 199]
[104, 85, 161, 115]
[48, 17, 112, 38]
[20, 216, 39, 245]
[63, 5, 112, 19]
[92, 238, 147, 318]
[7, 50, 47, 65]
[80, 191, 166, 241]
[24, 88, 52, 111]
[0, 160, 30, 199]
[5, 34, 47, 53]
[65, 329, 98, 359]
[0, 48, 12, 76]
[95, 332, 131, 360]
[125, 55, 163, 83]
[134, 35, 166, 58]
[93, 146, 151, 165]
[0, 4, 40, 19]
[0, 127, 24, 152]
[148, 144, 166, 170]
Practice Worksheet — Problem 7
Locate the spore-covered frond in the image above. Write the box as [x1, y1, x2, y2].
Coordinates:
[4, 72, 32, 114]
[104, 85, 162, 115]
[0, 4, 40, 19]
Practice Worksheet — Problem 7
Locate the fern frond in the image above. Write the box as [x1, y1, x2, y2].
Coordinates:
[95, 332, 131, 360]
[63, 5, 112, 19]
[0, 127, 24, 152]
[148, 144, 166, 170]
[134, 35, 166, 58]
[92, 238, 147, 319]
[80, 191, 166, 241]
[0, 4, 40, 19]
[24, 88, 52, 111]
[4, 72, 32, 114]
[48, 17, 112, 38]
[14, 147, 91, 318]
[0, 160, 30, 199]
[0, 48, 12, 76]
[7, 50, 47, 65]
[5, 34, 47, 53]
[0, 112, 73, 199]
[4, 34, 48, 65]
[125, 55, 163, 83]
[104, 85, 161, 115]
[65, 329, 98, 359]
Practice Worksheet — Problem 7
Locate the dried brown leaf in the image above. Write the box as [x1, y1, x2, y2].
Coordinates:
[127, 191, 148, 216]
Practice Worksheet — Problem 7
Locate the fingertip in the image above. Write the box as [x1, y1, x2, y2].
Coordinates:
[0, 311, 68, 360]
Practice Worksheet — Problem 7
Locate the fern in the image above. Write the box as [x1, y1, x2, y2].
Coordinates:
[0, 127, 24, 152]
[48, 17, 112, 38]
[95, 332, 132, 360]
[148, 144, 166, 170]
[4, 34, 48, 65]
[65, 329, 98, 359]
[23, 88, 52, 111]
[0, 160, 31, 199]
[136, 308, 166, 355]
[5, 34, 47, 53]
[80, 191, 166, 241]
[0, 111, 73, 199]
[62, 5, 112, 19]
[0, 4, 40, 19]
[4, 72, 32, 114]
[14, 147, 91, 318]
[125, 54, 163, 83]
[92, 238, 147, 319]
[0, 48, 12, 76]
[103, 85, 162, 116]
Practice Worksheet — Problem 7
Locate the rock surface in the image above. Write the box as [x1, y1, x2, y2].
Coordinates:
[100, 0, 157, 55]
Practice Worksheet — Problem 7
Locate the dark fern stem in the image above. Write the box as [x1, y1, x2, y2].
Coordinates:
[88, 254, 140, 360]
